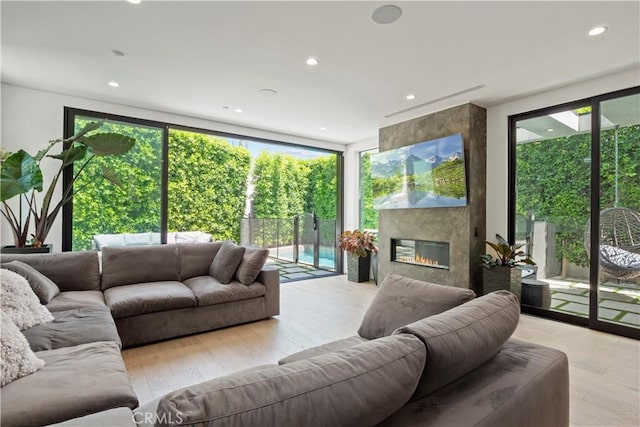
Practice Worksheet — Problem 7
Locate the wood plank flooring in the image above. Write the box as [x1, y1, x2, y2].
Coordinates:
[122, 275, 640, 426]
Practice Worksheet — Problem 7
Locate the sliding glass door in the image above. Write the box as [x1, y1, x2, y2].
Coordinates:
[511, 86, 640, 338]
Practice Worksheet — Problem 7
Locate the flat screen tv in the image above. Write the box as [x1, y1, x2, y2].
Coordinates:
[371, 133, 467, 209]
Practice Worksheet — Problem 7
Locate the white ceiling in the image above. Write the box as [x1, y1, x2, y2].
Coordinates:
[2, 1, 639, 144]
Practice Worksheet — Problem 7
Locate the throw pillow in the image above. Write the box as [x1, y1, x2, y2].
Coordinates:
[1, 261, 60, 304]
[1, 269, 54, 330]
[1, 311, 45, 386]
[235, 248, 269, 285]
[357, 274, 476, 339]
[209, 241, 246, 284]
[393, 290, 520, 400]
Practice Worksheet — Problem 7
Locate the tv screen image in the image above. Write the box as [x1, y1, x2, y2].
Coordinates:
[371, 133, 467, 209]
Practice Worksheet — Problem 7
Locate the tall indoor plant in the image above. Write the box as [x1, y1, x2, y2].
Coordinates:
[338, 229, 378, 283]
[0, 121, 135, 251]
[481, 233, 535, 300]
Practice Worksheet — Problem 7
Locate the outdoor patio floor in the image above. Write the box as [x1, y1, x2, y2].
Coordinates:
[547, 278, 640, 328]
[266, 258, 338, 283]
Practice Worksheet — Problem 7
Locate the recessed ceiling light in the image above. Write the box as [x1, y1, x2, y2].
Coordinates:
[234, 108, 243, 113]
[547, 128, 554, 132]
[306, 57, 319, 66]
[372, 5, 403, 24]
[406, 94, 416, 100]
[108, 81, 120, 88]
[127, 0, 141, 4]
[588, 26, 607, 36]
[320, 127, 327, 131]
[258, 89, 278, 97]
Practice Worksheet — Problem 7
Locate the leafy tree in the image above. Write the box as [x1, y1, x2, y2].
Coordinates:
[304, 156, 337, 219]
[168, 130, 251, 242]
[72, 119, 162, 250]
[516, 125, 639, 267]
[360, 152, 378, 230]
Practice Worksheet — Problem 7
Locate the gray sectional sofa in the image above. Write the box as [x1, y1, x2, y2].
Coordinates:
[1, 253, 569, 427]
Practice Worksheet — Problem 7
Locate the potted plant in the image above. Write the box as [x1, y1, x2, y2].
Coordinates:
[481, 233, 536, 301]
[338, 229, 378, 282]
[0, 121, 135, 252]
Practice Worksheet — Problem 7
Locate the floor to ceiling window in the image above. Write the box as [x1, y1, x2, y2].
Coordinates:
[510, 86, 639, 339]
[63, 108, 343, 274]
[359, 149, 378, 231]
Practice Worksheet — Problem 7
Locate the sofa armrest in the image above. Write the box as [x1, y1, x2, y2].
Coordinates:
[257, 267, 279, 317]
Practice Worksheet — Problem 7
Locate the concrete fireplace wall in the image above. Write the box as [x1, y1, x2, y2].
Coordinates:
[378, 103, 486, 292]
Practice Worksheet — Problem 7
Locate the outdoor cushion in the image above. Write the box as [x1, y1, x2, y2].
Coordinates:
[1, 269, 54, 330]
[0, 251, 101, 291]
[175, 231, 212, 243]
[154, 334, 426, 427]
[1, 311, 44, 387]
[278, 335, 368, 365]
[393, 290, 520, 400]
[183, 275, 265, 306]
[104, 281, 197, 319]
[209, 241, 245, 284]
[93, 233, 126, 250]
[178, 242, 223, 281]
[46, 290, 107, 312]
[358, 274, 476, 339]
[124, 232, 152, 246]
[22, 306, 121, 351]
[1, 260, 60, 303]
[101, 245, 180, 290]
[0, 341, 138, 427]
[235, 247, 269, 285]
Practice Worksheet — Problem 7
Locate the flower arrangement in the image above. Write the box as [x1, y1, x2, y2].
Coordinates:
[481, 234, 536, 268]
[337, 229, 378, 258]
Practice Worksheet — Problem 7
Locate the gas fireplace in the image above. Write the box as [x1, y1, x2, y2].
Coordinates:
[391, 239, 450, 270]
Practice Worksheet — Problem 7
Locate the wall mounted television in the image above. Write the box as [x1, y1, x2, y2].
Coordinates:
[371, 133, 467, 209]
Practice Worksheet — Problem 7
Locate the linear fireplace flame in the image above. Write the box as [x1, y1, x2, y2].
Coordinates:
[392, 239, 450, 270]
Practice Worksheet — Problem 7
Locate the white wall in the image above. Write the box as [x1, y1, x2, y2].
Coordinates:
[0, 83, 346, 250]
[485, 67, 640, 242]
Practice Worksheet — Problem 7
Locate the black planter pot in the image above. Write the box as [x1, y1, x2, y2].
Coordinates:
[347, 252, 371, 283]
[0, 244, 53, 254]
[482, 266, 521, 302]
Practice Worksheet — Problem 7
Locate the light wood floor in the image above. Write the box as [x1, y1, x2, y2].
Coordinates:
[122, 275, 640, 426]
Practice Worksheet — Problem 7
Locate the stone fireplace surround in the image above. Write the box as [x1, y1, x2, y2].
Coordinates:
[377, 104, 487, 293]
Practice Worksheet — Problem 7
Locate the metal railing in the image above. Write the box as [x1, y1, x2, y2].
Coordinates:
[240, 213, 337, 271]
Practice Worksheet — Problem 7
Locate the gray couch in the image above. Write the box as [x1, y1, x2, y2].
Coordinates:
[1, 257, 569, 427]
[0, 243, 280, 426]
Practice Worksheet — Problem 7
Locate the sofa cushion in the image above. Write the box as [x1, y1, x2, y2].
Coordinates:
[278, 335, 368, 365]
[378, 339, 570, 427]
[104, 281, 197, 319]
[178, 242, 223, 281]
[48, 407, 136, 427]
[358, 274, 476, 340]
[22, 306, 121, 351]
[93, 233, 126, 250]
[394, 290, 520, 400]
[0, 251, 101, 291]
[234, 247, 269, 285]
[183, 275, 265, 306]
[1, 311, 44, 387]
[1, 269, 54, 330]
[101, 245, 180, 290]
[2, 260, 60, 303]
[0, 341, 138, 427]
[46, 290, 107, 312]
[209, 241, 245, 284]
[154, 334, 426, 427]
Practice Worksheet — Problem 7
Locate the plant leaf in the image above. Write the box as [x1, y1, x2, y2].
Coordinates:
[101, 165, 124, 188]
[64, 121, 104, 143]
[0, 148, 11, 162]
[47, 145, 88, 166]
[0, 150, 43, 202]
[79, 133, 135, 156]
[495, 234, 509, 246]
